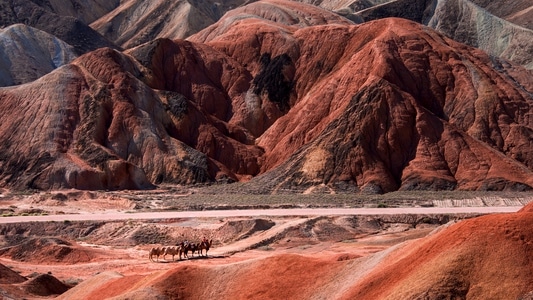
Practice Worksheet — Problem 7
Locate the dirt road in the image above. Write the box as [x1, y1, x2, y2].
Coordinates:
[0, 206, 523, 223]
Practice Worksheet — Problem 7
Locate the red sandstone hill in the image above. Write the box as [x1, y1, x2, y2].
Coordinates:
[340, 202, 533, 299]
[0, 262, 25, 284]
[0, 1, 532, 192]
[0, 237, 117, 264]
[348, 0, 533, 69]
[0, 47, 218, 189]
[192, 7, 533, 192]
[0, 263, 70, 298]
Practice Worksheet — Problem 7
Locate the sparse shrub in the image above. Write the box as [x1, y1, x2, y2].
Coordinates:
[63, 278, 83, 287]
[131, 225, 171, 244]
[258, 245, 274, 251]
[253, 53, 294, 111]
[52, 193, 68, 201]
[341, 239, 357, 243]
[420, 217, 432, 224]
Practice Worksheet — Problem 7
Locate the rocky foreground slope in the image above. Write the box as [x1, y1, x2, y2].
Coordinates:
[68, 203, 533, 299]
[0, 1, 532, 192]
[340, 203, 533, 299]
[1, 202, 532, 299]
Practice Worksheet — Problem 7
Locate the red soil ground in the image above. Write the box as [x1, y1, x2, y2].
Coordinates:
[1, 204, 532, 299]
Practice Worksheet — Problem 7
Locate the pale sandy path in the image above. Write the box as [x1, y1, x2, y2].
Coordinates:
[0, 206, 523, 223]
[210, 217, 313, 255]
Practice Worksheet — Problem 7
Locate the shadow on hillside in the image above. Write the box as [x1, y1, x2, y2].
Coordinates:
[154, 255, 227, 263]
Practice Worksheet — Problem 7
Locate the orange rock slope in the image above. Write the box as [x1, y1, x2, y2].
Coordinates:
[0, 1, 532, 192]
[341, 203, 533, 299]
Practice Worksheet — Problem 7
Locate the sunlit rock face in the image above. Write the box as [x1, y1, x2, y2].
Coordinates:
[347, 0, 533, 69]
[196, 9, 533, 193]
[90, 0, 257, 49]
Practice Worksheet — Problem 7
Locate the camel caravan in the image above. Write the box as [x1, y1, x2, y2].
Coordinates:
[149, 237, 213, 262]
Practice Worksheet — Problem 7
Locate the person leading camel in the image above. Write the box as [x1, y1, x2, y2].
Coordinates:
[198, 238, 213, 256]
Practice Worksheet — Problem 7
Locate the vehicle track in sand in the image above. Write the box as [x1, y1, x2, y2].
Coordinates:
[0, 206, 523, 224]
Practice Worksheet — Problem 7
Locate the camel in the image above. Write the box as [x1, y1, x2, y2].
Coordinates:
[183, 242, 198, 259]
[149, 247, 166, 262]
[163, 246, 182, 261]
[198, 239, 213, 256]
